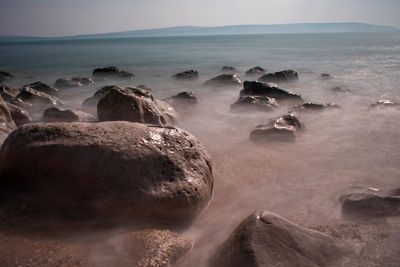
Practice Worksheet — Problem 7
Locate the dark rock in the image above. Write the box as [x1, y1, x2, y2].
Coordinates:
[258, 70, 299, 83]
[156, 99, 179, 124]
[389, 187, 400, 196]
[321, 73, 333, 80]
[97, 87, 176, 125]
[137, 84, 153, 91]
[0, 121, 213, 226]
[221, 66, 237, 73]
[250, 113, 303, 142]
[71, 77, 94, 86]
[55, 78, 83, 88]
[15, 86, 63, 110]
[330, 86, 350, 93]
[82, 85, 120, 113]
[92, 66, 135, 80]
[240, 81, 303, 103]
[6, 103, 31, 126]
[341, 193, 400, 217]
[26, 81, 58, 96]
[293, 102, 340, 112]
[0, 71, 13, 83]
[43, 107, 96, 123]
[231, 95, 278, 112]
[203, 74, 242, 87]
[370, 99, 400, 110]
[245, 66, 266, 77]
[0, 96, 17, 144]
[210, 210, 353, 267]
[0, 86, 19, 102]
[164, 92, 198, 106]
[172, 70, 199, 81]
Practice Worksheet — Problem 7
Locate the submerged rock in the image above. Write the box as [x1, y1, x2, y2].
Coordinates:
[0, 96, 17, 144]
[250, 113, 303, 142]
[231, 95, 278, 112]
[370, 99, 400, 110]
[0, 71, 13, 83]
[203, 74, 242, 87]
[245, 66, 266, 77]
[92, 66, 135, 80]
[221, 66, 237, 73]
[164, 92, 198, 106]
[240, 81, 303, 103]
[6, 103, 31, 126]
[330, 86, 350, 93]
[26, 81, 58, 95]
[97, 87, 176, 125]
[258, 70, 299, 83]
[210, 210, 353, 267]
[55, 78, 83, 88]
[320, 73, 333, 80]
[15, 86, 63, 111]
[341, 193, 400, 217]
[293, 102, 340, 112]
[0, 121, 213, 225]
[72, 77, 94, 86]
[173, 70, 199, 80]
[137, 84, 153, 91]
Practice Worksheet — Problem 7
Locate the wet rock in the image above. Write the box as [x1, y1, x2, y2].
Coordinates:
[330, 86, 350, 93]
[0, 96, 17, 144]
[164, 92, 198, 106]
[258, 70, 299, 83]
[240, 81, 303, 103]
[210, 210, 354, 267]
[55, 78, 83, 88]
[0, 121, 213, 226]
[221, 66, 237, 73]
[43, 107, 96, 123]
[98, 87, 176, 125]
[0, 71, 13, 83]
[156, 99, 179, 124]
[321, 73, 333, 80]
[245, 66, 266, 77]
[72, 77, 94, 86]
[0, 86, 19, 102]
[203, 74, 242, 87]
[82, 85, 120, 113]
[172, 70, 199, 81]
[6, 103, 31, 126]
[293, 102, 340, 112]
[15, 86, 63, 111]
[231, 95, 278, 112]
[250, 113, 303, 142]
[341, 193, 400, 217]
[137, 84, 153, 91]
[26, 81, 58, 96]
[92, 66, 135, 80]
[370, 99, 400, 110]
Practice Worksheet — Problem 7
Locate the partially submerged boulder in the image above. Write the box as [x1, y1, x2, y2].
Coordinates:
[221, 66, 237, 73]
[250, 113, 303, 142]
[210, 210, 353, 267]
[0, 121, 213, 225]
[172, 70, 199, 81]
[72, 77, 94, 86]
[203, 74, 242, 87]
[97, 87, 176, 125]
[341, 193, 400, 217]
[15, 86, 63, 111]
[240, 81, 303, 103]
[293, 102, 340, 112]
[92, 66, 135, 80]
[320, 73, 333, 80]
[370, 99, 400, 110]
[258, 70, 298, 83]
[231, 95, 278, 112]
[6, 103, 31, 126]
[55, 78, 83, 88]
[26, 81, 58, 96]
[330, 86, 350, 93]
[164, 92, 198, 106]
[43, 107, 90, 123]
[0, 71, 13, 83]
[245, 66, 266, 77]
[0, 96, 17, 144]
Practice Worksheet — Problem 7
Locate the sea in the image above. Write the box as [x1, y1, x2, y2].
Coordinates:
[1, 32, 400, 266]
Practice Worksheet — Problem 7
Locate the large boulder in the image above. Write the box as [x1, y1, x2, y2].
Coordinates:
[55, 78, 82, 88]
[203, 74, 242, 87]
[0, 71, 13, 83]
[231, 95, 278, 112]
[250, 113, 304, 142]
[245, 66, 266, 77]
[6, 103, 31, 126]
[341, 193, 400, 217]
[15, 86, 63, 111]
[210, 211, 353, 267]
[92, 66, 134, 80]
[172, 70, 199, 81]
[25, 81, 58, 96]
[258, 70, 299, 83]
[81, 85, 120, 113]
[0, 96, 17, 144]
[0, 121, 213, 225]
[97, 87, 176, 125]
[43, 107, 95, 123]
[240, 81, 303, 103]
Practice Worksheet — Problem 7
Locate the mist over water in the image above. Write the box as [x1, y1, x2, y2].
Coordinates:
[1, 32, 400, 266]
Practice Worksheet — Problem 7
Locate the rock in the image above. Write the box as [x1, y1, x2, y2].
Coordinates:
[221, 66, 237, 73]
[293, 102, 340, 112]
[0, 96, 17, 144]
[258, 70, 299, 83]
[321, 73, 333, 80]
[240, 81, 303, 103]
[389, 187, 400, 196]
[370, 99, 400, 110]
[250, 113, 303, 142]
[330, 86, 350, 93]
[0, 122, 213, 225]
[92, 66, 135, 80]
[82, 85, 120, 113]
[55, 78, 83, 88]
[203, 74, 242, 87]
[245, 66, 266, 77]
[0, 86, 19, 102]
[43, 107, 97, 123]
[172, 70, 199, 81]
[72, 77, 94, 86]
[341, 193, 400, 217]
[210, 210, 353, 267]
[156, 99, 179, 124]
[97, 87, 175, 125]
[231, 95, 278, 112]
[164, 92, 198, 106]
[137, 84, 153, 91]
[15, 86, 63, 111]
[6, 103, 31, 126]
[0, 71, 13, 83]
[26, 81, 58, 95]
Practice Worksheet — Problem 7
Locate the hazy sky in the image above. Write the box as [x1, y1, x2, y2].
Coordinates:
[1, 0, 399, 36]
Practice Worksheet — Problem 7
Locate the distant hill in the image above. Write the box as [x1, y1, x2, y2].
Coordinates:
[1, 23, 399, 41]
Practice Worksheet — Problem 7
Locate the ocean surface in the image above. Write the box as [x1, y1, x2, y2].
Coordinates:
[1, 32, 400, 266]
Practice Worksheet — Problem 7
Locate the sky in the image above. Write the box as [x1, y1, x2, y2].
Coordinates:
[0, 0, 399, 37]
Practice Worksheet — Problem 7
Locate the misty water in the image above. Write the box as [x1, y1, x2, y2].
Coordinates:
[1, 32, 400, 266]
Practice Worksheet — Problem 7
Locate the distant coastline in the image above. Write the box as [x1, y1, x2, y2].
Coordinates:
[1, 22, 399, 42]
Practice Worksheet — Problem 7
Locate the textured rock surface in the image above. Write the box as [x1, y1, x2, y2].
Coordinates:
[240, 81, 303, 103]
[0, 96, 17, 144]
[0, 122, 213, 225]
[231, 95, 278, 112]
[258, 70, 299, 83]
[92, 66, 134, 80]
[6, 102, 31, 126]
[0, 85, 19, 102]
[82, 85, 120, 113]
[26, 81, 58, 95]
[203, 74, 242, 87]
[341, 193, 400, 217]
[172, 70, 199, 81]
[210, 211, 353, 267]
[15, 86, 63, 110]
